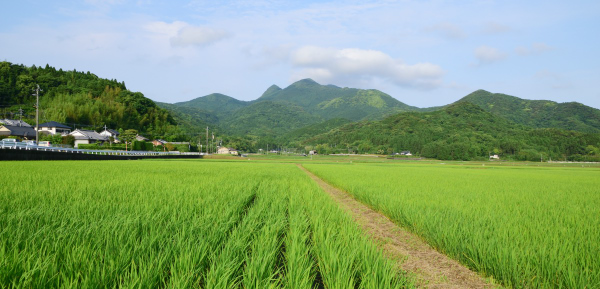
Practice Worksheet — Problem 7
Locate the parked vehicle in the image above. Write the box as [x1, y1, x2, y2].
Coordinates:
[39, 141, 51, 147]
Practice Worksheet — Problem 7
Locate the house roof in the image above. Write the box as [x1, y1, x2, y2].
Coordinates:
[135, 135, 149, 141]
[101, 128, 120, 136]
[0, 119, 31, 127]
[70, 129, 109, 141]
[0, 125, 36, 137]
[38, 121, 71, 129]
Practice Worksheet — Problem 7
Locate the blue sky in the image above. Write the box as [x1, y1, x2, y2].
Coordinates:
[1, 0, 599, 109]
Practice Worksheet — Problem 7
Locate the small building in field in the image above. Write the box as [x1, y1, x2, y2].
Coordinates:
[490, 154, 500, 160]
[229, 149, 239, 156]
[400, 151, 412, 156]
[309, 150, 317, 155]
[69, 129, 109, 148]
[37, 121, 71, 135]
[0, 125, 36, 140]
[217, 147, 231, 154]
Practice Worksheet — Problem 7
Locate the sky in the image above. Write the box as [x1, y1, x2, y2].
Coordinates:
[1, 0, 599, 109]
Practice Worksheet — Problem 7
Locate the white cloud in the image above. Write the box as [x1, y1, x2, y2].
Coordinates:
[144, 21, 230, 48]
[289, 46, 444, 89]
[170, 26, 230, 47]
[516, 42, 553, 56]
[473, 45, 507, 65]
[482, 22, 511, 34]
[426, 22, 466, 39]
[144, 21, 188, 37]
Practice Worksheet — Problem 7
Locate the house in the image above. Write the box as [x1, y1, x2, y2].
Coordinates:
[0, 125, 36, 140]
[217, 147, 239, 155]
[217, 147, 231, 154]
[135, 135, 149, 141]
[152, 139, 167, 146]
[0, 119, 31, 127]
[99, 128, 120, 142]
[490, 154, 500, 160]
[69, 129, 109, 148]
[37, 121, 71, 135]
[309, 150, 317, 155]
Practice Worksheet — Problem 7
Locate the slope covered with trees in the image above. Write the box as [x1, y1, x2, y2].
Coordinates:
[303, 102, 600, 161]
[456, 90, 600, 133]
[0, 61, 182, 139]
[158, 78, 422, 138]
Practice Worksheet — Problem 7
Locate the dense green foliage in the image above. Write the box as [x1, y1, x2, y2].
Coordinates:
[158, 78, 420, 139]
[304, 102, 600, 160]
[257, 79, 419, 120]
[304, 163, 600, 288]
[0, 61, 183, 139]
[221, 101, 321, 137]
[172, 93, 248, 119]
[457, 90, 600, 133]
[282, 118, 352, 143]
[0, 160, 410, 288]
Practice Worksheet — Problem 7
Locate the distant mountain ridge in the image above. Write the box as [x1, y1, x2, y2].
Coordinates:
[305, 101, 600, 160]
[159, 78, 422, 137]
[454, 90, 600, 133]
[158, 80, 600, 140]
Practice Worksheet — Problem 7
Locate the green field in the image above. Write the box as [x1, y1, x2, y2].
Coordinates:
[304, 162, 600, 288]
[0, 160, 409, 288]
[1, 158, 599, 288]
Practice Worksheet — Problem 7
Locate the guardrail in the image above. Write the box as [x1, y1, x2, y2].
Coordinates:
[0, 140, 200, 156]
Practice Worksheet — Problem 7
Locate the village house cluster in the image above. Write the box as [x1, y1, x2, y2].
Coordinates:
[0, 119, 152, 148]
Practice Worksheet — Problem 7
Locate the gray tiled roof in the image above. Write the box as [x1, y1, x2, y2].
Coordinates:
[38, 121, 71, 129]
[0, 125, 36, 137]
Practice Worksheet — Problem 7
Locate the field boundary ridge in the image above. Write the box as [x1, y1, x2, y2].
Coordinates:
[297, 163, 500, 289]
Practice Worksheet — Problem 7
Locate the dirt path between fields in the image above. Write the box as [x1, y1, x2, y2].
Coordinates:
[297, 164, 499, 289]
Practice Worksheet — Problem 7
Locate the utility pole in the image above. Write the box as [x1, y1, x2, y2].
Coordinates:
[33, 84, 42, 144]
[206, 126, 209, 154]
[18, 107, 23, 126]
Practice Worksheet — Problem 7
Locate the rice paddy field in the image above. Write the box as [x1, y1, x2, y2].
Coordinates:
[0, 160, 409, 288]
[304, 162, 600, 288]
[1, 158, 599, 288]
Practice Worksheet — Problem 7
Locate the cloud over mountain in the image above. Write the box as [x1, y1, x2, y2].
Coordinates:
[290, 46, 444, 89]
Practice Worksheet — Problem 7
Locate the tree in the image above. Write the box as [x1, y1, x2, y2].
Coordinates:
[120, 129, 138, 151]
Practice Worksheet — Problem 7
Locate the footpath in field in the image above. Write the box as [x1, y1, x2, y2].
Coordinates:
[297, 164, 496, 289]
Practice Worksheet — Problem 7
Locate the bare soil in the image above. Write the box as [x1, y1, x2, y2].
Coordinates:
[297, 164, 500, 289]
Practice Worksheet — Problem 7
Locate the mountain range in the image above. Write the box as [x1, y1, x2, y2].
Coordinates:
[158, 78, 600, 139]
[2, 61, 598, 160]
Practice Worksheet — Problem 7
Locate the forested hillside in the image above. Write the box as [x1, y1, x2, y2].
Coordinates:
[456, 90, 600, 133]
[304, 102, 600, 161]
[0, 61, 184, 139]
[157, 78, 421, 138]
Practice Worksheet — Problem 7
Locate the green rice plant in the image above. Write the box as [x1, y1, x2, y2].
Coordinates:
[304, 162, 600, 288]
[0, 160, 412, 288]
[283, 194, 315, 289]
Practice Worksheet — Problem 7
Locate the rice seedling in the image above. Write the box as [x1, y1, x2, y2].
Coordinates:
[304, 162, 600, 288]
[0, 160, 411, 288]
